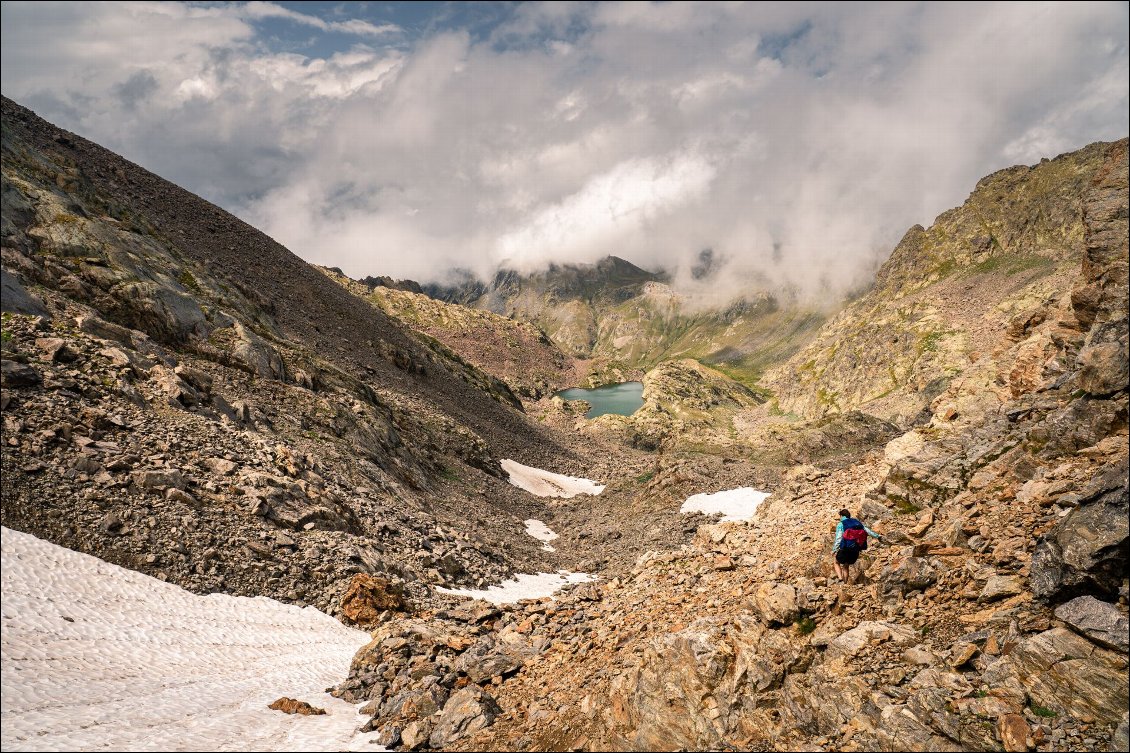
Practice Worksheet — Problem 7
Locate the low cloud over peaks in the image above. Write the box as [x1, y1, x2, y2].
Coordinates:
[3, 1, 1126, 301]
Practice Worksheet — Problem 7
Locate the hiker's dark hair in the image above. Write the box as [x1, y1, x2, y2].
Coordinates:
[839, 508, 852, 518]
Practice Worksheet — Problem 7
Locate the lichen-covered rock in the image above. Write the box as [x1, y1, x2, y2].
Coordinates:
[428, 686, 501, 748]
[1030, 458, 1129, 602]
[339, 573, 408, 626]
[1054, 595, 1129, 653]
[1006, 628, 1129, 724]
[750, 581, 799, 626]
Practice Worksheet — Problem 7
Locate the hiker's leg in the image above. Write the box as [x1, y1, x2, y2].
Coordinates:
[845, 564, 852, 585]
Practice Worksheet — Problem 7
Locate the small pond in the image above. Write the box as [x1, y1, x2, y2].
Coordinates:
[555, 381, 644, 418]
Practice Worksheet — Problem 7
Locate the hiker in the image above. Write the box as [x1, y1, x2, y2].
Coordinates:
[832, 508, 882, 584]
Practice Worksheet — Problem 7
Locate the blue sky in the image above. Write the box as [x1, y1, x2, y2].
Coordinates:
[1, 2, 1127, 298]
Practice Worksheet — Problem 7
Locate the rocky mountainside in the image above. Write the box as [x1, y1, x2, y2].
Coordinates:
[764, 141, 1126, 427]
[320, 268, 580, 400]
[319, 140, 1128, 752]
[0, 95, 592, 615]
[423, 256, 664, 359]
[416, 255, 825, 388]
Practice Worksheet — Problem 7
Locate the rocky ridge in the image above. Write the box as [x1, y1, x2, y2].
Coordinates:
[765, 140, 1125, 427]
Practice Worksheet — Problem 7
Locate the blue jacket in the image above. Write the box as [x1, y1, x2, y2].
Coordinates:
[833, 517, 880, 552]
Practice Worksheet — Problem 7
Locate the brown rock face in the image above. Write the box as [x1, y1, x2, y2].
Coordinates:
[340, 573, 409, 625]
[267, 697, 326, 715]
[997, 713, 1032, 752]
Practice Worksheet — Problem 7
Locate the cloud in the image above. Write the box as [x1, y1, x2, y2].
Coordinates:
[240, 1, 401, 38]
[1, 1, 1126, 302]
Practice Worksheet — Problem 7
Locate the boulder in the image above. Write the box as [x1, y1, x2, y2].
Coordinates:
[750, 581, 799, 626]
[1076, 317, 1129, 396]
[1030, 459, 1128, 602]
[35, 337, 78, 363]
[107, 281, 209, 342]
[1053, 596, 1129, 653]
[401, 719, 434, 750]
[231, 321, 289, 381]
[150, 365, 199, 407]
[878, 555, 939, 595]
[132, 469, 186, 491]
[1, 359, 40, 387]
[826, 621, 918, 661]
[380, 683, 448, 723]
[339, 573, 407, 626]
[76, 314, 136, 345]
[165, 488, 200, 508]
[0, 268, 50, 318]
[1007, 628, 1128, 723]
[607, 615, 798, 750]
[453, 638, 524, 683]
[428, 686, 501, 748]
[174, 364, 213, 393]
[267, 697, 325, 715]
[1112, 713, 1129, 753]
[979, 575, 1023, 603]
[996, 713, 1032, 752]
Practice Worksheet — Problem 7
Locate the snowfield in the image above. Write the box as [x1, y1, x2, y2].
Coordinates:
[435, 571, 595, 605]
[500, 459, 605, 498]
[0, 527, 379, 751]
[679, 487, 771, 522]
[524, 518, 559, 551]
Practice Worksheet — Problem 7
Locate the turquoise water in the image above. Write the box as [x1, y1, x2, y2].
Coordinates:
[556, 381, 644, 418]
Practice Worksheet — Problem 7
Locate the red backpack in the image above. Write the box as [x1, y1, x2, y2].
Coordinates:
[841, 518, 868, 550]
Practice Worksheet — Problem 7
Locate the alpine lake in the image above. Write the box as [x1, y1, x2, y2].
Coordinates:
[555, 381, 644, 419]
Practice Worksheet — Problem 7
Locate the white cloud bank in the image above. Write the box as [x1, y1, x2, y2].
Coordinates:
[2, 1, 1126, 300]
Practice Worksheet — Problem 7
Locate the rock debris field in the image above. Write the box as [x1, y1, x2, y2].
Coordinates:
[0, 527, 381, 751]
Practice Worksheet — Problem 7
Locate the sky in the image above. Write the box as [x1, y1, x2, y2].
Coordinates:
[1, 1, 1127, 302]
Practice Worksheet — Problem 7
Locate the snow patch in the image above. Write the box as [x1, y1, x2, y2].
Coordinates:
[501, 459, 605, 498]
[524, 518, 558, 551]
[435, 571, 594, 605]
[680, 487, 770, 522]
[0, 527, 380, 752]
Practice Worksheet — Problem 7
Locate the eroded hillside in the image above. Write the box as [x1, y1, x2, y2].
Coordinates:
[0, 96, 589, 615]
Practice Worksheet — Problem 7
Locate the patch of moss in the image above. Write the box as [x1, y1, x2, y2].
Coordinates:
[177, 268, 202, 294]
[894, 498, 922, 515]
[968, 253, 1056, 276]
[795, 616, 817, 635]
